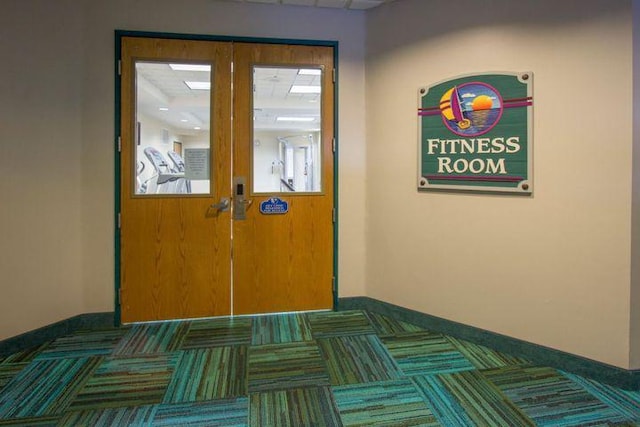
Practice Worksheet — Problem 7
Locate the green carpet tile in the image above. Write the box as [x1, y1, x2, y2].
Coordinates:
[436, 369, 535, 426]
[0, 357, 103, 418]
[67, 353, 180, 411]
[381, 332, 476, 376]
[248, 341, 329, 392]
[307, 310, 376, 338]
[0, 310, 639, 425]
[365, 311, 425, 336]
[250, 386, 341, 426]
[446, 336, 531, 370]
[163, 346, 248, 402]
[333, 379, 439, 426]
[113, 322, 188, 355]
[35, 329, 129, 360]
[181, 317, 252, 349]
[483, 365, 631, 426]
[318, 334, 402, 386]
[152, 398, 249, 427]
[251, 313, 312, 345]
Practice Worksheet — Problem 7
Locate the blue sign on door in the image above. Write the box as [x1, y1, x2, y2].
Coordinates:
[259, 197, 289, 215]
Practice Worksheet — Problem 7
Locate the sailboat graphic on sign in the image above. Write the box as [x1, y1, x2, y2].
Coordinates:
[439, 86, 471, 130]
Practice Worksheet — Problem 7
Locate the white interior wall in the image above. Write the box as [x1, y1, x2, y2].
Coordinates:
[254, 131, 284, 193]
[366, 0, 634, 368]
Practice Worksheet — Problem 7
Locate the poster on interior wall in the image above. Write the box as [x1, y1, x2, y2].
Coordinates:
[184, 148, 210, 180]
[418, 72, 533, 194]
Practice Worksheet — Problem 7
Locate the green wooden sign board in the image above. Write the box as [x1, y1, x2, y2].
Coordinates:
[418, 72, 533, 193]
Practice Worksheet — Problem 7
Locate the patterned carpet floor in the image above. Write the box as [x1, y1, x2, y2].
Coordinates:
[0, 310, 639, 426]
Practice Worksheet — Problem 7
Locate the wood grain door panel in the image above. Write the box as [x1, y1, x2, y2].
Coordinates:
[232, 43, 335, 315]
[119, 37, 334, 322]
[119, 37, 232, 322]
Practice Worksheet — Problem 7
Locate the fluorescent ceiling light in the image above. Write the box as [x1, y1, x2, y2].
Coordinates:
[276, 117, 315, 122]
[159, 107, 169, 111]
[170, 64, 211, 72]
[290, 85, 321, 94]
[298, 69, 321, 75]
[185, 81, 211, 90]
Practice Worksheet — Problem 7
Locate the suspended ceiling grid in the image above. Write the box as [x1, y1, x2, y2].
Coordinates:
[220, 0, 394, 10]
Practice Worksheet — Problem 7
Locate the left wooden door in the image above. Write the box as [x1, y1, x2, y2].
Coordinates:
[119, 37, 233, 323]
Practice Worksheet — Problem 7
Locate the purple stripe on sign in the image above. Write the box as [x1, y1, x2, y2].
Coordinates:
[425, 175, 524, 183]
[418, 110, 441, 116]
[503, 102, 533, 108]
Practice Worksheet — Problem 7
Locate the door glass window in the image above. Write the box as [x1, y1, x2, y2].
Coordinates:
[252, 66, 322, 193]
[134, 61, 212, 195]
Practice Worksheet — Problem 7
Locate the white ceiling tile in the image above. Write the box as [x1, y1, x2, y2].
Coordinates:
[282, 0, 317, 6]
[316, 0, 347, 9]
[212, 0, 394, 10]
[348, 0, 384, 10]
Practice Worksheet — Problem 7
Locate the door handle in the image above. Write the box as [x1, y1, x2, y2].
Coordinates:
[210, 197, 230, 213]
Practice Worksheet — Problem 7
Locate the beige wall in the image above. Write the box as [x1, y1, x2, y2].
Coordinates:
[366, 0, 634, 369]
[2, 0, 637, 371]
[631, 0, 640, 368]
[0, 0, 367, 340]
[0, 1, 86, 339]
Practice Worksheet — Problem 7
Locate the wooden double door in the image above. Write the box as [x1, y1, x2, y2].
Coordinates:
[118, 36, 335, 323]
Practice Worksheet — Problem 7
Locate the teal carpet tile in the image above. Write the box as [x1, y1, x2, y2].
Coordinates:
[563, 371, 640, 423]
[1, 310, 640, 425]
[438, 369, 536, 426]
[412, 375, 476, 426]
[180, 317, 252, 349]
[250, 386, 341, 426]
[333, 379, 439, 426]
[318, 334, 402, 386]
[251, 313, 312, 345]
[35, 329, 127, 360]
[0, 343, 49, 364]
[59, 404, 157, 426]
[484, 365, 631, 426]
[0, 415, 60, 426]
[248, 341, 329, 392]
[0, 346, 47, 394]
[447, 336, 531, 369]
[0, 363, 27, 392]
[163, 346, 247, 403]
[113, 322, 188, 355]
[0, 356, 103, 418]
[153, 398, 249, 427]
[381, 332, 476, 376]
[307, 310, 375, 338]
[67, 353, 179, 411]
[365, 311, 425, 336]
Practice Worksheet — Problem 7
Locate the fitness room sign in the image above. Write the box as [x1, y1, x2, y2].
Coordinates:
[418, 72, 533, 193]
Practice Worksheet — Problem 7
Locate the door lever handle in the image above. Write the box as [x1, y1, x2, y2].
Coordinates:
[210, 197, 230, 213]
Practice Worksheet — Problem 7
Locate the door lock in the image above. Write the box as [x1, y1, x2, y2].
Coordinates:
[233, 177, 252, 220]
